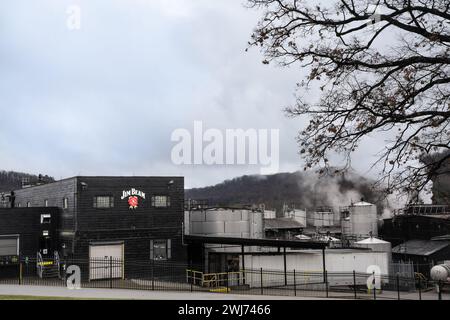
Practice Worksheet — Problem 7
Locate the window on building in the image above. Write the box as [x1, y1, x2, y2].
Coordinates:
[41, 214, 51, 224]
[151, 196, 170, 208]
[150, 239, 171, 261]
[93, 196, 114, 208]
[62, 198, 69, 209]
[44, 199, 48, 207]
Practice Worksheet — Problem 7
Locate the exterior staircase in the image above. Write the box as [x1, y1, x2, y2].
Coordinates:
[37, 251, 61, 279]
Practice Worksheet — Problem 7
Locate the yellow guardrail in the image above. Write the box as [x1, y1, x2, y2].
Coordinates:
[186, 269, 244, 290]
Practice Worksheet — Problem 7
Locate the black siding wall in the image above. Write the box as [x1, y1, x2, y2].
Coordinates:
[0, 207, 59, 258]
[13, 177, 186, 267]
[73, 177, 185, 263]
[14, 178, 77, 253]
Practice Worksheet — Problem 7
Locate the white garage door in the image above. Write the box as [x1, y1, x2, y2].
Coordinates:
[89, 243, 124, 280]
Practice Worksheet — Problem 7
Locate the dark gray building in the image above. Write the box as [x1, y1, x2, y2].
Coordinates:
[392, 240, 450, 277]
[11, 176, 186, 279]
[0, 207, 59, 278]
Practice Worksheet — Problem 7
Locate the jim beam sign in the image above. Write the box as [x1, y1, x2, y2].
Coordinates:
[121, 188, 146, 209]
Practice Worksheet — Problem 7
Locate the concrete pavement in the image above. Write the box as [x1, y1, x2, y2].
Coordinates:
[0, 285, 329, 300]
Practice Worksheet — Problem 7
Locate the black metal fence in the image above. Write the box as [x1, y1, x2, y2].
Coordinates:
[0, 258, 447, 300]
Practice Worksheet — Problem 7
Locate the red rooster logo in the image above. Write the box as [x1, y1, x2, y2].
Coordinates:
[128, 196, 139, 209]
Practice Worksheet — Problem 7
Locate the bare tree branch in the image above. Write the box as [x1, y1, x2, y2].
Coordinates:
[247, 0, 450, 199]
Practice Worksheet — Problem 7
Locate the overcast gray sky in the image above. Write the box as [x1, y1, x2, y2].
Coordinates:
[0, 0, 390, 188]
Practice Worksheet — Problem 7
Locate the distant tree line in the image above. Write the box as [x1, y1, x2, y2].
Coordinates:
[185, 171, 387, 214]
[0, 170, 55, 193]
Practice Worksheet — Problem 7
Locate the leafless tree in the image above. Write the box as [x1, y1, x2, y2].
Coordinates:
[247, 0, 450, 198]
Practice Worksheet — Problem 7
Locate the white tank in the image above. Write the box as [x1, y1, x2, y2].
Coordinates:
[263, 210, 276, 219]
[354, 237, 392, 253]
[313, 211, 334, 227]
[185, 208, 264, 239]
[342, 201, 378, 238]
[430, 264, 450, 282]
[285, 209, 307, 227]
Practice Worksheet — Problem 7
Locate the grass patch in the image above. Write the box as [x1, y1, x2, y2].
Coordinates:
[0, 295, 111, 300]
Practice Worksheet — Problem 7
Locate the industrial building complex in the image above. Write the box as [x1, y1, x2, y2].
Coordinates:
[1, 177, 450, 293]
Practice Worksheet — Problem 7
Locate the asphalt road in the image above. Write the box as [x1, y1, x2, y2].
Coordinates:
[0, 285, 327, 300]
[0, 285, 448, 300]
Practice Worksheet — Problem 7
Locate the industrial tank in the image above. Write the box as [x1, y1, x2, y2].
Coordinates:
[285, 209, 307, 227]
[341, 201, 378, 238]
[263, 210, 276, 219]
[430, 264, 450, 282]
[186, 208, 264, 239]
[354, 237, 392, 253]
[308, 207, 334, 227]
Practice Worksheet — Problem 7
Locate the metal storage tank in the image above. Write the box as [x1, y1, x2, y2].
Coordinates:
[341, 201, 378, 238]
[310, 207, 334, 227]
[185, 208, 264, 239]
[430, 264, 450, 282]
[263, 210, 276, 219]
[355, 237, 392, 253]
[285, 209, 307, 227]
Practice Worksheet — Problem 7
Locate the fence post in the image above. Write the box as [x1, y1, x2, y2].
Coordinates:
[418, 277, 422, 301]
[109, 257, 113, 289]
[396, 274, 400, 300]
[325, 271, 329, 298]
[18, 263, 22, 285]
[152, 259, 155, 291]
[293, 269, 297, 297]
[438, 281, 442, 301]
[260, 268, 263, 295]
[373, 272, 376, 300]
[226, 272, 229, 293]
[353, 270, 357, 299]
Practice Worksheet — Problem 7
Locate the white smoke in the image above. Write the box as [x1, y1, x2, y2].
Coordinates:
[298, 171, 364, 211]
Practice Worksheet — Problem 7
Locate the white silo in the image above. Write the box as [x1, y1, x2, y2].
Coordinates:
[285, 208, 307, 227]
[263, 210, 276, 219]
[310, 207, 334, 227]
[341, 201, 378, 238]
[187, 208, 264, 239]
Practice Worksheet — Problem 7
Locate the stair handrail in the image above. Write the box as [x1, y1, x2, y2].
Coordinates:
[37, 252, 44, 278]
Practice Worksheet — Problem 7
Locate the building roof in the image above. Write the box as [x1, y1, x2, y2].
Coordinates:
[431, 235, 450, 241]
[356, 237, 390, 245]
[384, 214, 450, 222]
[392, 240, 450, 256]
[264, 218, 305, 230]
[353, 201, 374, 207]
[295, 234, 312, 240]
[303, 226, 342, 235]
[184, 235, 328, 249]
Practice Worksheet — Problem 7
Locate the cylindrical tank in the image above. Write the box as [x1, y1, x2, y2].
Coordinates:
[313, 211, 334, 227]
[285, 209, 307, 227]
[186, 208, 264, 239]
[430, 264, 450, 282]
[342, 201, 378, 238]
[263, 210, 276, 219]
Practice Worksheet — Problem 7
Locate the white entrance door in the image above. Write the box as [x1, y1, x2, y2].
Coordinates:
[89, 244, 124, 280]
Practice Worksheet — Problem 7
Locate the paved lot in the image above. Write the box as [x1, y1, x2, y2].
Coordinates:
[0, 285, 448, 300]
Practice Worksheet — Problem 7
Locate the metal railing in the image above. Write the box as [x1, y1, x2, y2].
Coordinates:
[186, 270, 245, 289]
